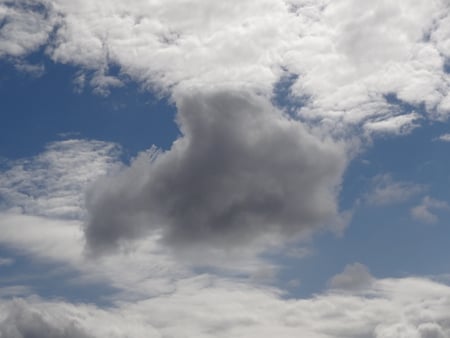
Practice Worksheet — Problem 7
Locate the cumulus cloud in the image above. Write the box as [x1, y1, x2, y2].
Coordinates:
[0, 299, 93, 338]
[410, 196, 450, 224]
[328, 262, 374, 292]
[366, 174, 425, 206]
[3, 3, 450, 336]
[0, 139, 450, 338]
[1, 0, 449, 126]
[1, 274, 450, 338]
[84, 90, 347, 254]
[0, 0, 58, 57]
[0, 139, 278, 297]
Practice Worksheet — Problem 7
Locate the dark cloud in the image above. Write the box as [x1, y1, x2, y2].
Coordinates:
[85, 90, 347, 253]
[0, 300, 92, 338]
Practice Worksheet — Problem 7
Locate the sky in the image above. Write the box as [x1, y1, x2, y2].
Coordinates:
[1, 0, 450, 337]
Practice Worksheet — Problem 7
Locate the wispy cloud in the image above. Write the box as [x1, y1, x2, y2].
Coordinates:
[0, 139, 121, 219]
[0, 257, 14, 267]
[411, 196, 450, 224]
[366, 174, 425, 206]
[438, 133, 450, 142]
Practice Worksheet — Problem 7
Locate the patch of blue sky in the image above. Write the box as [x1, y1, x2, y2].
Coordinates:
[0, 51, 179, 161]
[444, 58, 450, 74]
[272, 72, 309, 119]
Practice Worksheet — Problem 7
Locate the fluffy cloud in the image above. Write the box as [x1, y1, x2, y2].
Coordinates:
[1, 142, 449, 337]
[0, 0, 58, 57]
[1, 272, 450, 338]
[0, 139, 274, 298]
[0, 299, 93, 338]
[2, 2, 450, 336]
[1, 0, 449, 126]
[85, 90, 348, 254]
[328, 262, 374, 292]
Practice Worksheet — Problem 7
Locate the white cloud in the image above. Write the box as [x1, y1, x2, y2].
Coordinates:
[366, 174, 425, 206]
[364, 113, 421, 136]
[411, 196, 450, 224]
[0, 139, 121, 220]
[2, 3, 450, 335]
[0, 0, 58, 57]
[2, 1, 450, 259]
[0, 141, 449, 338]
[438, 133, 450, 142]
[1, 0, 449, 131]
[0, 212, 83, 265]
[1, 273, 450, 338]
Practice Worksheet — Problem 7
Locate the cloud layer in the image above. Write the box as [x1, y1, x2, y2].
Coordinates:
[1, 271, 450, 338]
[2, 0, 450, 124]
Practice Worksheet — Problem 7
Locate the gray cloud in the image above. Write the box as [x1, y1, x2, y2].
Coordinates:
[85, 90, 347, 253]
[0, 299, 92, 338]
[328, 263, 374, 292]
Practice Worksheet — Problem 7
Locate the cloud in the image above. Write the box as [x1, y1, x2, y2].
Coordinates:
[0, 257, 14, 267]
[0, 299, 93, 338]
[0, 212, 83, 265]
[366, 174, 425, 206]
[0, 139, 121, 219]
[0, 139, 279, 296]
[1, 273, 450, 337]
[328, 262, 374, 292]
[437, 133, 450, 142]
[410, 196, 450, 224]
[0, 0, 58, 57]
[1, 0, 450, 129]
[84, 90, 348, 255]
[364, 113, 421, 136]
[13, 60, 45, 77]
[2, 0, 450, 256]
[0, 140, 449, 337]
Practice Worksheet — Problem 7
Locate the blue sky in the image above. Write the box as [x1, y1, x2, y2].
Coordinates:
[1, 1, 450, 337]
